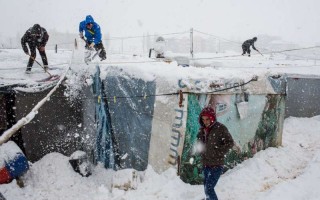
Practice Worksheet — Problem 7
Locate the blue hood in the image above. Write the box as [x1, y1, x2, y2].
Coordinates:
[85, 15, 94, 24]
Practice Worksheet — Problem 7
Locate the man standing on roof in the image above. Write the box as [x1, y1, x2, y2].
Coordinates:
[21, 24, 49, 73]
[242, 37, 260, 57]
[79, 15, 107, 61]
[197, 106, 234, 200]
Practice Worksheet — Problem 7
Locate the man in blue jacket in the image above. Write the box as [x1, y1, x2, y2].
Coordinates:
[79, 15, 107, 61]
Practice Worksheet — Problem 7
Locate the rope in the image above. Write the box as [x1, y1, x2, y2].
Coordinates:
[25, 76, 256, 101]
[102, 76, 257, 100]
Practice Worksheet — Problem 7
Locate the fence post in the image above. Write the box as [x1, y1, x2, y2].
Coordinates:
[55, 44, 57, 53]
[190, 28, 194, 58]
[216, 38, 220, 53]
[75, 38, 78, 49]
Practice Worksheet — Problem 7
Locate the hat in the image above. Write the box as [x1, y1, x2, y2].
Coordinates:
[199, 106, 216, 127]
[85, 15, 94, 25]
[32, 24, 41, 34]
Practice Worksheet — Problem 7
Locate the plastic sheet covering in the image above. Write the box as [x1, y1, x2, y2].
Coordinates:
[102, 69, 156, 171]
[93, 67, 156, 170]
[92, 66, 114, 169]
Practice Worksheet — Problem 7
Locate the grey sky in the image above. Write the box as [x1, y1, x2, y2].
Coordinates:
[1, 0, 320, 46]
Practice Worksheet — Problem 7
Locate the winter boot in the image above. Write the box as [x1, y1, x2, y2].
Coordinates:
[16, 177, 24, 188]
[25, 67, 32, 74]
[100, 56, 107, 61]
[43, 65, 48, 72]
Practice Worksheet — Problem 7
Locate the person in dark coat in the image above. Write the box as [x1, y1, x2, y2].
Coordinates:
[21, 24, 49, 73]
[242, 37, 258, 57]
[79, 15, 107, 61]
[197, 106, 234, 200]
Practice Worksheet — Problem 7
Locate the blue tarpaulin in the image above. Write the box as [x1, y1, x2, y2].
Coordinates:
[93, 66, 156, 170]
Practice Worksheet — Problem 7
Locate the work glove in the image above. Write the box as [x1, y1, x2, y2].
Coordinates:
[23, 47, 29, 55]
[89, 42, 95, 49]
[79, 32, 84, 39]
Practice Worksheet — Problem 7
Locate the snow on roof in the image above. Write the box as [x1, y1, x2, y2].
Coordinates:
[0, 49, 71, 92]
[1, 48, 320, 94]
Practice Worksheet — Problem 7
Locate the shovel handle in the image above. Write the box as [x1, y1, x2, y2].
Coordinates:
[28, 54, 52, 76]
[256, 50, 263, 56]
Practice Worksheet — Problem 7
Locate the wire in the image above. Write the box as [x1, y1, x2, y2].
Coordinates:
[32, 77, 257, 101]
[213, 64, 320, 69]
[193, 29, 242, 45]
[105, 31, 189, 41]
[193, 29, 320, 60]
[188, 45, 320, 61]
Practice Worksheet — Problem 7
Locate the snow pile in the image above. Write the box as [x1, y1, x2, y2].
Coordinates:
[1, 116, 320, 200]
[218, 116, 320, 200]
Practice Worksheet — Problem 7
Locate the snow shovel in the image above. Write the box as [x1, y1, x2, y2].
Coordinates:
[81, 38, 101, 64]
[28, 54, 60, 81]
[256, 50, 264, 56]
[81, 37, 95, 51]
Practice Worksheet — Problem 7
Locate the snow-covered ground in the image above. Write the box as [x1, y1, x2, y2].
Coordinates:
[1, 49, 320, 199]
[0, 116, 319, 200]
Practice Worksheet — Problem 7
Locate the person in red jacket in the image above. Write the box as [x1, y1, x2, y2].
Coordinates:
[21, 24, 49, 73]
[197, 106, 234, 200]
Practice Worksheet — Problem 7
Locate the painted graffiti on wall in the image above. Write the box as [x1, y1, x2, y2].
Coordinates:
[179, 92, 285, 184]
[168, 91, 188, 166]
[168, 108, 184, 165]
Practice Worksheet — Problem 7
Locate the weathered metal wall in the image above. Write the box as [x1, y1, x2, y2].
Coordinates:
[285, 75, 320, 118]
[15, 85, 85, 162]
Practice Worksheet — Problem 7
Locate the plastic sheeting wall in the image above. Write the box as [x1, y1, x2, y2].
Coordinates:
[91, 67, 115, 169]
[90, 68, 286, 184]
[92, 67, 156, 171]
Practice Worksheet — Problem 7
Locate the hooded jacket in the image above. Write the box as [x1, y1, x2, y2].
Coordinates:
[79, 15, 102, 45]
[21, 24, 49, 53]
[197, 106, 234, 167]
[242, 38, 257, 50]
